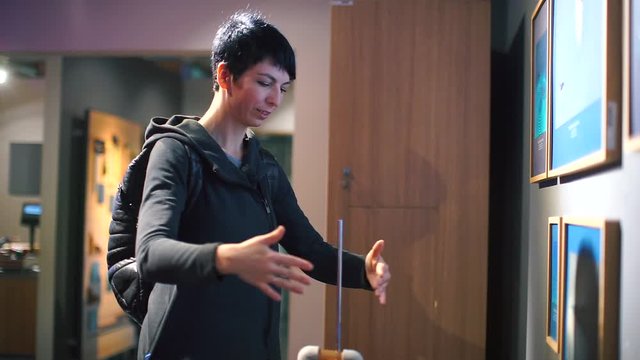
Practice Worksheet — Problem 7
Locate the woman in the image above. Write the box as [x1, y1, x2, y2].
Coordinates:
[136, 11, 391, 359]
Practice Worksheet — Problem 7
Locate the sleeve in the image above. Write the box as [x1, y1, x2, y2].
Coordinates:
[273, 165, 372, 290]
[136, 138, 222, 284]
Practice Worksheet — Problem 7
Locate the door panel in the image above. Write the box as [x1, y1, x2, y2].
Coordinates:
[329, 2, 377, 208]
[326, 1, 490, 359]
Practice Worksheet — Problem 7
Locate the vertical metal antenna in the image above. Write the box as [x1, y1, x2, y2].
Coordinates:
[337, 219, 344, 353]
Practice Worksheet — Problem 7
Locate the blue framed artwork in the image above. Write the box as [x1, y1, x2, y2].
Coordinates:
[560, 218, 620, 360]
[625, 0, 640, 151]
[550, 0, 622, 177]
[531, 0, 551, 182]
[546, 217, 561, 352]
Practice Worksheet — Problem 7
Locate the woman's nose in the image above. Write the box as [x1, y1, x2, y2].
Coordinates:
[266, 87, 282, 107]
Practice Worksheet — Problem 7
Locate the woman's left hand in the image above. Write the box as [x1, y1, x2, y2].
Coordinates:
[365, 240, 391, 304]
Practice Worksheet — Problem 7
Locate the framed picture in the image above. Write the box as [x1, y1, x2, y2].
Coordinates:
[546, 216, 562, 352]
[624, 0, 640, 150]
[530, 0, 551, 183]
[559, 218, 620, 360]
[549, 0, 622, 177]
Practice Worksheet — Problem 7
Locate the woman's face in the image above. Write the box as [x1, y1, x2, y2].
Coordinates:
[227, 59, 291, 128]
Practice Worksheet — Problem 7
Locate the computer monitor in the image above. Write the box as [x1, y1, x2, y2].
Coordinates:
[21, 202, 42, 227]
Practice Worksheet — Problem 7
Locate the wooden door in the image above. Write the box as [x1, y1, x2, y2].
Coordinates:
[82, 110, 140, 359]
[326, 1, 490, 359]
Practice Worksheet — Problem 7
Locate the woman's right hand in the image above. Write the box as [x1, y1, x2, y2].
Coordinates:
[215, 226, 314, 301]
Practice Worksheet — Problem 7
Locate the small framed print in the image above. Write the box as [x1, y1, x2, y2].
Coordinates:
[560, 218, 620, 360]
[624, 0, 640, 150]
[530, 0, 551, 182]
[546, 217, 562, 352]
[549, 0, 622, 177]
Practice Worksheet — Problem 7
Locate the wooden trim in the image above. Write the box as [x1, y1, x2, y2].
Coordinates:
[546, 216, 561, 353]
[547, 150, 608, 178]
[0, 275, 37, 355]
[548, 0, 622, 178]
[559, 217, 620, 360]
[623, 0, 640, 151]
[530, 0, 550, 183]
[601, 220, 621, 360]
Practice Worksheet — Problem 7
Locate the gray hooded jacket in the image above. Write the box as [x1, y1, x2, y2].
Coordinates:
[136, 115, 371, 359]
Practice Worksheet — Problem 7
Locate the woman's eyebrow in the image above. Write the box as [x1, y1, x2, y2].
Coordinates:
[257, 73, 291, 85]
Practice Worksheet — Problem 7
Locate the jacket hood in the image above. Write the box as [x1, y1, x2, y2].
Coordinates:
[145, 115, 270, 188]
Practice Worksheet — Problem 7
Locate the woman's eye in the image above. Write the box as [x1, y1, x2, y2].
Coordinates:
[258, 81, 270, 87]
[280, 88, 288, 94]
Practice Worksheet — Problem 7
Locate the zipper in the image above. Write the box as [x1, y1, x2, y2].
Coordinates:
[214, 165, 276, 226]
[257, 178, 276, 229]
[262, 197, 272, 214]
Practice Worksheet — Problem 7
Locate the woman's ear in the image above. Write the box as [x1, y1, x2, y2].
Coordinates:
[216, 63, 232, 95]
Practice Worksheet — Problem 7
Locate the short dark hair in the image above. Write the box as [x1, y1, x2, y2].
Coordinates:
[211, 11, 296, 91]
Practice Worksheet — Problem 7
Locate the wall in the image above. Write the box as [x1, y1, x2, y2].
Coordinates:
[493, 0, 530, 53]
[182, 78, 212, 117]
[38, 55, 62, 360]
[488, 22, 527, 360]
[0, 78, 44, 245]
[494, 0, 640, 358]
[1, 1, 331, 359]
[516, 1, 639, 359]
[490, 1, 529, 359]
[526, 168, 640, 360]
[61, 58, 182, 127]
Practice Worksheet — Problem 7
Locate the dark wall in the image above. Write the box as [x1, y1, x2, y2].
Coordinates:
[61, 57, 182, 127]
[523, 3, 640, 358]
[493, 1, 640, 359]
[487, 19, 527, 360]
[54, 57, 181, 358]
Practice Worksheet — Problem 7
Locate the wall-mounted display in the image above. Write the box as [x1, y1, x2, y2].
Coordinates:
[625, 0, 640, 150]
[560, 218, 620, 360]
[9, 143, 42, 196]
[550, 0, 622, 177]
[546, 216, 561, 353]
[530, 0, 551, 182]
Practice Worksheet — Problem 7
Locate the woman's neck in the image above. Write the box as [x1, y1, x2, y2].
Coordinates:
[199, 96, 247, 159]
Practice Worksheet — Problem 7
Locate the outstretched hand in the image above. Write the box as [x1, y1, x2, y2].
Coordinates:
[365, 239, 391, 304]
[216, 226, 314, 301]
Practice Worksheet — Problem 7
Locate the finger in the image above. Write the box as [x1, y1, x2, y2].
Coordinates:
[376, 262, 391, 280]
[379, 289, 387, 304]
[373, 275, 387, 290]
[374, 284, 382, 295]
[370, 240, 385, 262]
[271, 276, 307, 294]
[374, 269, 390, 290]
[273, 253, 314, 272]
[377, 274, 390, 289]
[254, 226, 286, 246]
[258, 283, 282, 301]
[271, 265, 312, 285]
[375, 282, 388, 294]
[374, 282, 386, 296]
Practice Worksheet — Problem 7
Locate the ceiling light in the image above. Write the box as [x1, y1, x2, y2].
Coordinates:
[0, 67, 8, 84]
